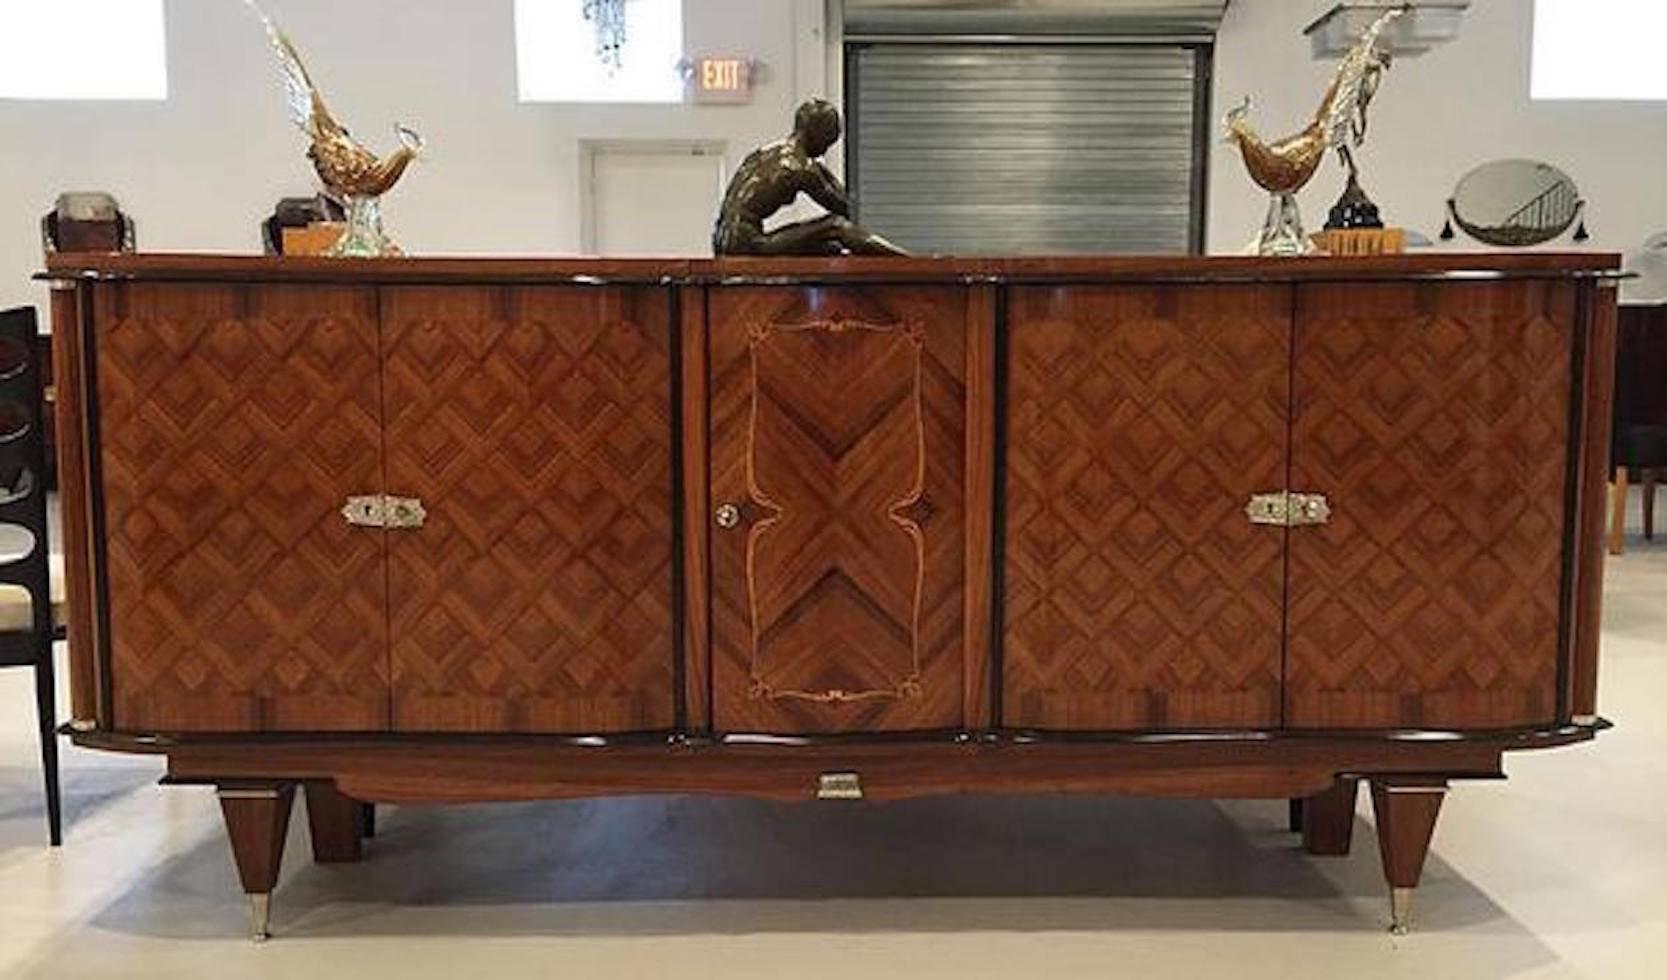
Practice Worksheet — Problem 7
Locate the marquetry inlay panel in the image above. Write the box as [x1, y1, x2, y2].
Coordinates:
[710, 287, 967, 733]
[1002, 285, 1290, 730]
[98, 283, 388, 732]
[1285, 281, 1573, 729]
[381, 286, 675, 733]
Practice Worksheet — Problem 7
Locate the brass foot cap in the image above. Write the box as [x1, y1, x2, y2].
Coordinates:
[250, 893, 272, 943]
[1388, 886, 1414, 935]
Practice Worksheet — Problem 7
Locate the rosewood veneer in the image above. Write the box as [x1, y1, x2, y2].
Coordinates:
[43, 251, 1619, 939]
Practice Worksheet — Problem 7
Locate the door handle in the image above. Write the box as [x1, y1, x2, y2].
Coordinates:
[714, 503, 741, 529]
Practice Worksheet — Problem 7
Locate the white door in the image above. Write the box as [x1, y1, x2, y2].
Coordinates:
[583, 141, 727, 257]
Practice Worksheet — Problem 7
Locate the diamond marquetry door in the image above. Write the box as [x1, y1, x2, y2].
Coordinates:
[98, 283, 388, 732]
[1285, 281, 1575, 729]
[1002, 285, 1291, 731]
[382, 286, 676, 733]
[708, 287, 973, 734]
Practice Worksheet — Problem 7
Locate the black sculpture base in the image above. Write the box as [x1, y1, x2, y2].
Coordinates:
[1326, 173, 1385, 230]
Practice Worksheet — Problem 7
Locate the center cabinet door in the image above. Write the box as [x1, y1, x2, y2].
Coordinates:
[708, 287, 977, 734]
[1001, 285, 1290, 731]
[382, 286, 677, 733]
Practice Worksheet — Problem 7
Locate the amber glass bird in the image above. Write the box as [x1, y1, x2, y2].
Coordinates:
[244, 0, 424, 255]
[1223, 89, 1337, 196]
[1223, 7, 1404, 254]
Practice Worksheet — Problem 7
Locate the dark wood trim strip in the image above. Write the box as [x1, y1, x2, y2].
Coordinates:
[963, 284, 997, 730]
[78, 715, 1606, 758]
[1569, 283, 1618, 719]
[668, 285, 687, 733]
[1280, 282, 1298, 728]
[50, 284, 98, 727]
[679, 286, 712, 732]
[988, 285, 1010, 728]
[40, 252, 1625, 289]
[1001, 720, 1604, 749]
[42, 256, 693, 285]
[80, 285, 115, 729]
[374, 286, 394, 731]
[1554, 282, 1588, 722]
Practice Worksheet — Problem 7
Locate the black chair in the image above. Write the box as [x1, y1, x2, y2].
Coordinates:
[1613, 429, 1666, 547]
[0, 307, 61, 846]
[1610, 304, 1667, 554]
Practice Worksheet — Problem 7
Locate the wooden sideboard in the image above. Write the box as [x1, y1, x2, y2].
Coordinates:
[43, 252, 1619, 939]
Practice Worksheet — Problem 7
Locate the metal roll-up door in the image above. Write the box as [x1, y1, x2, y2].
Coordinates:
[848, 43, 1207, 255]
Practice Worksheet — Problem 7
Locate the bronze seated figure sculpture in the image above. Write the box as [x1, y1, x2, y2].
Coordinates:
[713, 99, 907, 256]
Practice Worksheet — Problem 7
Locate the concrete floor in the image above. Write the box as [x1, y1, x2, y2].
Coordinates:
[0, 494, 1663, 979]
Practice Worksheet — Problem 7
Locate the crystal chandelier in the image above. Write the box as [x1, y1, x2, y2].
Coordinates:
[583, 0, 627, 70]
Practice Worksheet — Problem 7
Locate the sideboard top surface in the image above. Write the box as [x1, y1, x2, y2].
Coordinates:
[42, 251, 1623, 286]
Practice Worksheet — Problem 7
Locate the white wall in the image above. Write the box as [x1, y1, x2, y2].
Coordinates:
[0, 0, 829, 315]
[5, 0, 1667, 322]
[1209, 0, 1667, 268]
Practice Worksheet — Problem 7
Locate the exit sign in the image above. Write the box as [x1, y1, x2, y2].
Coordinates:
[692, 56, 753, 104]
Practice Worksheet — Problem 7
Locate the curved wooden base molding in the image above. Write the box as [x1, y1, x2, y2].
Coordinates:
[118, 728, 1592, 806]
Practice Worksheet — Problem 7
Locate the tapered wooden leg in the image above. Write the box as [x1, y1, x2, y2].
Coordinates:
[1609, 468, 1629, 555]
[1302, 777, 1359, 856]
[304, 782, 365, 864]
[1287, 799, 1304, 833]
[218, 783, 296, 941]
[361, 803, 376, 839]
[1370, 779, 1447, 935]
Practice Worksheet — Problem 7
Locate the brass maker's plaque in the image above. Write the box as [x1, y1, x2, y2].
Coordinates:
[817, 772, 864, 801]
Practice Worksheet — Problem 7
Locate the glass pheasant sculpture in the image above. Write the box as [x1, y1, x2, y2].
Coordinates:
[244, 0, 425, 258]
[1224, 6, 1404, 256]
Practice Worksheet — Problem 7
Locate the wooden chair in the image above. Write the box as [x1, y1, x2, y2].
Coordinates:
[0, 308, 67, 846]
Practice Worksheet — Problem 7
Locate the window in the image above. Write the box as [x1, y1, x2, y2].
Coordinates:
[0, 0, 167, 100]
[1532, 0, 1667, 101]
[515, 0, 684, 103]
